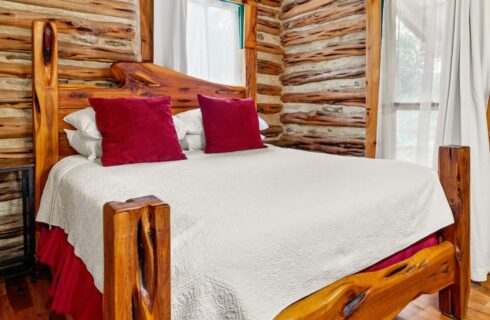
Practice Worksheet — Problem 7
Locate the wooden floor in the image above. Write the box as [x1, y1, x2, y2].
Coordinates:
[0, 271, 489, 319]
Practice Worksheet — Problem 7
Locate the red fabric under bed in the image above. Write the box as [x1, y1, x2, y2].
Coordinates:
[38, 226, 437, 320]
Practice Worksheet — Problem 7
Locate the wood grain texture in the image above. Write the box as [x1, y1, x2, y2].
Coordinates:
[139, 0, 153, 62]
[32, 21, 59, 212]
[279, 0, 367, 154]
[0, 0, 142, 161]
[103, 196, 170, 320]
[364, 0, 381, 158]
[438, 146, 471, 319]
[275, 242, 457, 320]
[256, 1, 284, 139]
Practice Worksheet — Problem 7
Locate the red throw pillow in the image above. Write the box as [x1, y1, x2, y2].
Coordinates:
[90, 97, 186, 166]
[198, 94, 266, 153]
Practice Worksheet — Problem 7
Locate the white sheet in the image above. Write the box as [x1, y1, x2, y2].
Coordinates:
[36, 146, 453, 320]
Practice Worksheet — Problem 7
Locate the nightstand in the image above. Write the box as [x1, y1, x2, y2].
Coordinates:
[0, 159, 36, 281]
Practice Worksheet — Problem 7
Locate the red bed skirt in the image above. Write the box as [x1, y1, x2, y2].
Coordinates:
[38, 226, 437, 320]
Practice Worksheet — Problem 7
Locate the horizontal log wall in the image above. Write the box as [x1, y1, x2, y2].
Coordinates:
[0, 0, 142, 260]
[257, 0, 284, 141]
[278, 0, 367, 156]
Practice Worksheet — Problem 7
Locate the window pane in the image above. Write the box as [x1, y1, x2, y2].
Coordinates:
[187, 0, 244, 85]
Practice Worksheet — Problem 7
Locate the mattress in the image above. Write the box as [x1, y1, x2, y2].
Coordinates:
[36, 146, 454, 320]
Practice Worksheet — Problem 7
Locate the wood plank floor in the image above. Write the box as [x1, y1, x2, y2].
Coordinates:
[0, 271, 489, 319]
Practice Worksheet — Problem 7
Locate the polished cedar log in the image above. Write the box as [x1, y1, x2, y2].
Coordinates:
[365, 0, 382, 158]
[438, 146, 471, 318]
[103, 196, 170, 320]
[32, 21, 59, 212]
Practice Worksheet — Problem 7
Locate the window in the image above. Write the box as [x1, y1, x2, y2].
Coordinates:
[377, 0, 447, 167]
[186, 0, 245, 85]
[393, 15, 440, 163]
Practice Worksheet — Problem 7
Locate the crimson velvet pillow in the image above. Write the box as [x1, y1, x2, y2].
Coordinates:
[90, 97, 186, 166]
[198, 94, 266, 153]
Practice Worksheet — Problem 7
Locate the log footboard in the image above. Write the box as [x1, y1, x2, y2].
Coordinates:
[103, 196, 171, 320]
[102, 146, 470, 320]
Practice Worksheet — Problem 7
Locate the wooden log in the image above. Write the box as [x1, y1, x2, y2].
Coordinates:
[258, 83, 282, 96]
[277, 134, 365, 156]
[32, 21, 59, 212]
[258, 5, 280, 19]
[257, 42, 284, 55]
[281, 111, 365, 127]
[284, 40, 366, 66]
[0, 33, 138, 63]
[280, 0, 336, 20]
[104, 196, 170, 320]
[281, 65, 365, 86]
[0, 62, 113, 81]
[365, 0, 382, 158]
[0, 7, 136, 39]
[259, 0, 281, 8]
[257, 59, 283, 76]
[257, 103, 283, 114]
[0, 117, 32, 139]
[282, 89, 366, 106]
[283, 0, 365, 30]
[245, 3, 258, 101]
[438, 146, 471, 319]
[281, 17, 366, 47]
[140, 0, 153, 62]
[0, 90, 31, 103]
[274, 242, 456, 319]
[262, 125, 283, 137]
[7, 0, 137, 19]
[257, 17, 281, 36]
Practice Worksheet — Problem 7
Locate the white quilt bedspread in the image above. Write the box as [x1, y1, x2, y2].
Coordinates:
[36, 146, 453, 320]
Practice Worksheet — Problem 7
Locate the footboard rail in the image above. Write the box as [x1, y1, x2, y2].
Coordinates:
[275, 145, 470, 320]
[103, 196, 171, 320]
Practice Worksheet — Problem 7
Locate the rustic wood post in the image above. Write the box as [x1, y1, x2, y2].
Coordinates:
[103, 196, 171, 320]
[438, 146, 471, 319]
[32, 21, 59, 212]
[244, 1, 258, 103]
[365, 0, 382, 158]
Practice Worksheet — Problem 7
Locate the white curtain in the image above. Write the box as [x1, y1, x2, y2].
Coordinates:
[435, 0, 490, 282]
[186, 0, 244, 85]
[154, 0, 188, 72]
[377, 0, 447, 167]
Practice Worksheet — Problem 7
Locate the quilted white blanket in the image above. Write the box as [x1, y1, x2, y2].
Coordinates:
[36, 146, 453, 320]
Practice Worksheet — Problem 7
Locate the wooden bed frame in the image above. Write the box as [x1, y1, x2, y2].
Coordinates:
[32, 20, 470, 320]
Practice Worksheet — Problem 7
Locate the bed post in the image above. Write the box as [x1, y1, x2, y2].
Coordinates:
[103, 196, 171, 320]
[438, 146, 470, 319]
[32, 21, 59, 212]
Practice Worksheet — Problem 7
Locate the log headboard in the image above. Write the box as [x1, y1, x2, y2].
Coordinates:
[32, 10, 257, 210]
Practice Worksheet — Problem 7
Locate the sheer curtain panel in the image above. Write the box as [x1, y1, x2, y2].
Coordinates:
[186, 0, 244, 85]
[377, 0, 447, 167]
[154, 0, 188, 72]
[435, 0, 490, 282]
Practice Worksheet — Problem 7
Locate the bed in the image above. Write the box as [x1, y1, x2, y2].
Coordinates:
[32, 20, 470, 320]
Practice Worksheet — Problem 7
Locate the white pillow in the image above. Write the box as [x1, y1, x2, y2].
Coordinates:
[65, 129, 102, 161]
[64, 107, 101, 139]
[175, 109, 269, 134]
[174, 108, 203, 135]
[64, 107, 188, 141]
[171, 116, 189, 140]
[258, 117, 269, 131]
[180, 133, 206, 151]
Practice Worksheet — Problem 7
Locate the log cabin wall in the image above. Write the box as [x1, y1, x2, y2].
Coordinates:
[277, 0, 367, 156]
[256, 0, 284, 141]
[0, 0, 142, 260]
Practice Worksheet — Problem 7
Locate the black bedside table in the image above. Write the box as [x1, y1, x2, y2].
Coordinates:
[0, 159, 36, 281]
